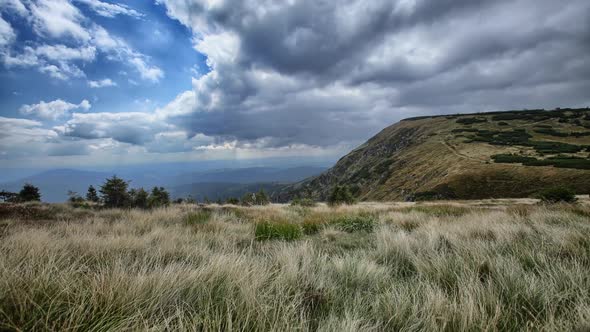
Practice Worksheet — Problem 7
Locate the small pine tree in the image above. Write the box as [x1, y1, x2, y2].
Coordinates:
[86, 185, 99, 203]
[130, 188, 149, 209]
[18, 183, 41, 202]
[99, 176, 130, 208]
[255, 188, 270, 205]
[67, 190, 86, 207]
[148, 187, 170, 208]
[67, 191, 84, 203]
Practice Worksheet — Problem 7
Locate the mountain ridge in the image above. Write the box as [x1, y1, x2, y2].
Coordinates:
[281, 108, 590, 201]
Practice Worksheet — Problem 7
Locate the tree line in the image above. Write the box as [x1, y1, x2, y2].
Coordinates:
[0, 175, 273, 208]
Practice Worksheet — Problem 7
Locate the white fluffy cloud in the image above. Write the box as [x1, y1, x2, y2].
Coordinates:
[88, 78, 116, 88]
[34, 44, 96, 61]
[0, 0, 27, 16]
[0, 15, 15, 47]
[73, 0, 142, 18]
[30, 0, 91, 41]
[20, 99, 91, 120]
[129, 57, 164, 82]
[0, 0, 163, 82]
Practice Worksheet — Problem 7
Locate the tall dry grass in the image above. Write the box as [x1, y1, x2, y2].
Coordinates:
[0, 201, 589, 331]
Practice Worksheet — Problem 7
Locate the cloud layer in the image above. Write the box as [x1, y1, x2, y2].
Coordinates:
[1, 0, 589, 166]
[152, 0, 590, 149]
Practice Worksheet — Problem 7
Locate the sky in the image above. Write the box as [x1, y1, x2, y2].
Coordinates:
[1, 0, 589, 169]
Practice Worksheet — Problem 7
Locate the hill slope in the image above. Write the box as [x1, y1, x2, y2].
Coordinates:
[283, 108, 590, 201]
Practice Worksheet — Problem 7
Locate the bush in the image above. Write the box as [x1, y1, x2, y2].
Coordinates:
[241, 189, 270, 206]
[18, 183, 41, 202]
[327, 185, 355, 206]
[225, 197, 240, 205]
[491, 154, 538, 164]
[291, 198, 316, 207]
[456, 117, 487, 125]
[67, 191, 84, 204]
[255, 221, 302, 241]
[536, 186, 577, 204]
[492, 153, 590, 170]
[525, 157, 590, 170]
[528, 141, 583, 154]
[333, 215, 376, 233]
[0, 190, 17, 202]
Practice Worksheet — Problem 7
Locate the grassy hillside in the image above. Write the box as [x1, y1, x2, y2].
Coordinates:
[1, 200, 589, 330]
[283, 108, 590, 201]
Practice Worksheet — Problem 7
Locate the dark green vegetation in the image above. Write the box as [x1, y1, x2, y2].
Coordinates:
[1, 201, 590, 330]
[456, 117, 487, 125]
[241, 189, 271, 206]
[290, 197, 317, 207]
[536, 186, 578, 204]
[0, 175, 274, 208]
[284, 108, 590, 201]
[327, 185, 356, 206]
[492, 154, 590, 170]
[0, 183, 42, 203]
[99, 176, 171, 209]
[255, 221, 303, 241]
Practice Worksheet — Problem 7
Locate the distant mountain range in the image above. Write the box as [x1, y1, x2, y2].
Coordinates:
[283, 108, 590, 201]
[0, 166, 327, 202]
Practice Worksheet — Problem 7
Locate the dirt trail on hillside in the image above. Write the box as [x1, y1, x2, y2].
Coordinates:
[440, 140, 486, 163]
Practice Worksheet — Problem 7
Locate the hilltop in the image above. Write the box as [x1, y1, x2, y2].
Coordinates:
[283, 108, 590, 201]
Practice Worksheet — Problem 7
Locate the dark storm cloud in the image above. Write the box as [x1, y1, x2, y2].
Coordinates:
[59, 0, 590, 152]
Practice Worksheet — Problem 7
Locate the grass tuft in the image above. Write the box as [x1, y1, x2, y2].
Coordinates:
[255, 221, 302, 241]
[333, 215, 376, 233]
[185, 209, 213, 225]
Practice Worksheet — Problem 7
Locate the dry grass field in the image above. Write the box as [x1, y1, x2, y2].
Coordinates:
[1, 199, 590, 331]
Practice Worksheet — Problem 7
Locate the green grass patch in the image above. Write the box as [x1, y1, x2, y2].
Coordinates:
[185, 209, 212, 225]
[333, 215, 377, 233]
[255, 221, 302, 241]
